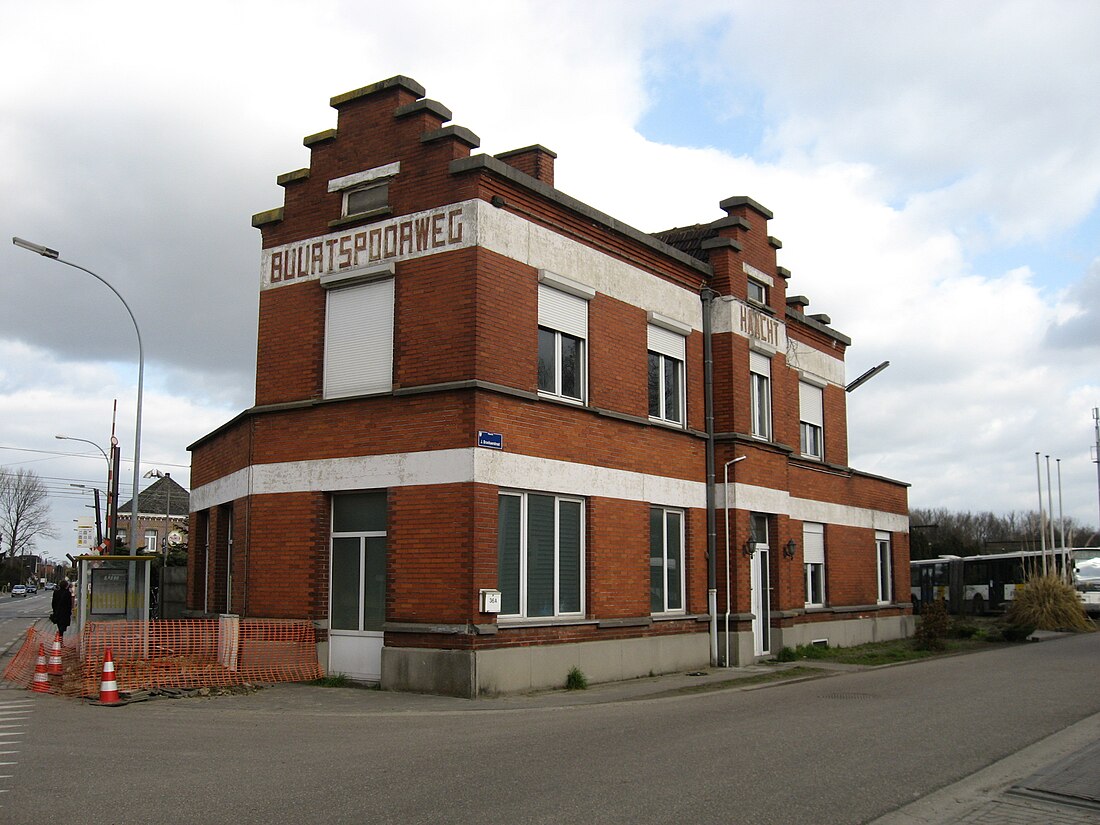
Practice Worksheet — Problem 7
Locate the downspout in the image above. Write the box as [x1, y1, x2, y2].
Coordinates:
[244, 414, 254, 617]
[702, 287, 718, 667]
[724, 455, 746, 667]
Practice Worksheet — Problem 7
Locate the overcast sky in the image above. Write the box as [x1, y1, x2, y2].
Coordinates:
[2, 0, 1099, 562]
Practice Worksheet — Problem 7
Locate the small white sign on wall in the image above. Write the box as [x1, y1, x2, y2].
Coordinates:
[480, 589, 502, 613]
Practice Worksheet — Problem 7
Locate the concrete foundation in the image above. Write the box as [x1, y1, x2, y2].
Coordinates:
[373, 613, 913, 696]
[381, 632, 710, 697]
[771, 613, 915, 653]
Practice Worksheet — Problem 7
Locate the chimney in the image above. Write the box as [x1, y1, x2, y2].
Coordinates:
[786, 295, 810, 312]
[495, 145, 557, 186]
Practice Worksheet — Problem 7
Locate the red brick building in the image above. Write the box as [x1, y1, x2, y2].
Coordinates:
[188, 76, 911, 696]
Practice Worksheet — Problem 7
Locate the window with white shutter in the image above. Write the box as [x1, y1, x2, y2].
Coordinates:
[323, 276, 394, 399]
[799, 381, 824, 459]
[537, 273, 593, 403]
[647, 322, 686, 425]
[750, 351, 772, 440]
[803, 522, 825, 607]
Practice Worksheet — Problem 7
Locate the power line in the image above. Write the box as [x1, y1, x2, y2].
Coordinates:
[0, 444, 188, 471]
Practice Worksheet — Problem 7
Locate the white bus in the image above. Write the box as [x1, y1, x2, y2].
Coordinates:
[911, 549, 1076, 615]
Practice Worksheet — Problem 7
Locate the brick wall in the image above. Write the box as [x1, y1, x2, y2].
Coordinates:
[189, 76, 910, 661]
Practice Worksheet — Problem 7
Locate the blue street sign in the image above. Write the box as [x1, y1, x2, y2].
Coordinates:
[477, 431, 503, 450]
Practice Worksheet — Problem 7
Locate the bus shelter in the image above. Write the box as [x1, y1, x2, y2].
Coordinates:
[73, 554, 155, 638]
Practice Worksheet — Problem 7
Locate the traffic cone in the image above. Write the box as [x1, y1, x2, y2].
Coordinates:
[98, 647, 120, 704]
[32, 643, 52, 693]
[47, 633, 64, 675]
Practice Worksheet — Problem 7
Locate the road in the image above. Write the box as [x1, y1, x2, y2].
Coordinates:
[0, 589, 48, 651]
[2, 629, 1100, 824]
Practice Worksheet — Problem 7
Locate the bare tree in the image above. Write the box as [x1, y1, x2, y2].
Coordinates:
[910, 506, 1098, 559]
[0, 468, 56, 559]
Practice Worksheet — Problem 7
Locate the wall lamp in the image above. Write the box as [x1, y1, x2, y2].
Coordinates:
[742, 539, 756, 558]
[783, 539, 798, 560]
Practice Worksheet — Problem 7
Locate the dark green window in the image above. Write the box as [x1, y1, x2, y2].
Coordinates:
[331, 492, 387, 632]
[498, 492, 584, 618]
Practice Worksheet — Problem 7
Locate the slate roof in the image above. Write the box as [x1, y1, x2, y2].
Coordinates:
[118, 474, 190, 518]
[649, 224, 714, 263]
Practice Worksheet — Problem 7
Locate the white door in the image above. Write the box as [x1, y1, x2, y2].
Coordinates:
[750, 514, 771, 657]
[329, 493, 387, 682]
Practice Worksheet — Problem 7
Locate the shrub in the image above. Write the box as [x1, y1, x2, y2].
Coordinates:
[565, 666, 588, 690]
[949, 621, 979, 639]
[775, 646, 798, 662]
[914, 598, 949, 651]
[1006, 572, 1096, 633]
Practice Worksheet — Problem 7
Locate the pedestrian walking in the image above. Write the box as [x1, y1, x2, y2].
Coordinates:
[51, 579, 73, 636]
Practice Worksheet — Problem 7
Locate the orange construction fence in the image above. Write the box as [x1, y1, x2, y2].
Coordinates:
[2, 618, 323, 698]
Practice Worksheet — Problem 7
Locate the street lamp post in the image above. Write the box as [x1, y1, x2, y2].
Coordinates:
[59, 435, 111, 550]
[144, 468, 170, 618]
[55, 434, 110, 473]
[14, 237, 144, 555]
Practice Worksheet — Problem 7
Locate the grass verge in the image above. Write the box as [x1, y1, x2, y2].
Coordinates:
[777, 638, 995, 667]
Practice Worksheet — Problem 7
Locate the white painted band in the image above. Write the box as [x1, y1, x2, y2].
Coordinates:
[191, 449, 907, 533]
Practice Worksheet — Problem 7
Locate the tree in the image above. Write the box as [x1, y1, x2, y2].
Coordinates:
[0, 468, 56, 559]
[910, 506, 1098, 560]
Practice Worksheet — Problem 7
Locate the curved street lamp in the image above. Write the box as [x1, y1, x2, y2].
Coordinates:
[55, 434, 110, 473]
[14, 237, 144, 555]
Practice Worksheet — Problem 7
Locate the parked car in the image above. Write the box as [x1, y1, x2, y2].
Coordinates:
[10, 585, 27, 597]
[25, 583, 37, 594]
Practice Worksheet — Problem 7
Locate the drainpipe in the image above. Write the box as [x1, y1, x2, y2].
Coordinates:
[702, 287, 718, 667]
[724, 455, 746, 666]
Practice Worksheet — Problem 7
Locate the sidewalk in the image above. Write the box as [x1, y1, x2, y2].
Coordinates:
[869, 709, 1100, 824]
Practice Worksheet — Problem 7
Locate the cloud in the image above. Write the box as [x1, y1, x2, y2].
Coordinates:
[1046, 260, 1100, 351]
[694, 2, 1100, 245]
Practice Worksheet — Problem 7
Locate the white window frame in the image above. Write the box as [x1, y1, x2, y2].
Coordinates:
[750, 350, 772, 440]
[328, 161, 399, 219]
[322, 267, 395, 399]
[803, 522, 825, 608]
[744, 262, 774, 307]
[799, 380, 825, 460]
[876, 531, 893, 604]
[330, 492, 388, 634]
[647, 320, 687, 426]
[748, 278, 767, 305]
[537, 273, 594, 404]
[650, 506, 685, 614]
[539, 326, 585, 402]
[144, 529, 159, 553]
[497, 491, 585, 621]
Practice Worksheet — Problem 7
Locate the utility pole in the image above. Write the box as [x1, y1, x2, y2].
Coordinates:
[1036, 452, 1048, 573]
[1093, 407, 1100, 534]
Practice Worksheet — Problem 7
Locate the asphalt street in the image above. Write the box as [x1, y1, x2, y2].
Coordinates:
[2, 629, 1100, 824]
[0, 589, 48, 652]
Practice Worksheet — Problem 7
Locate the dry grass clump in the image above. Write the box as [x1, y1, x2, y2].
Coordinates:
[1006, 572, 1096, 632]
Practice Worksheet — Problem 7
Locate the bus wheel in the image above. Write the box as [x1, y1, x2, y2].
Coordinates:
[971, 595, 985, 615]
